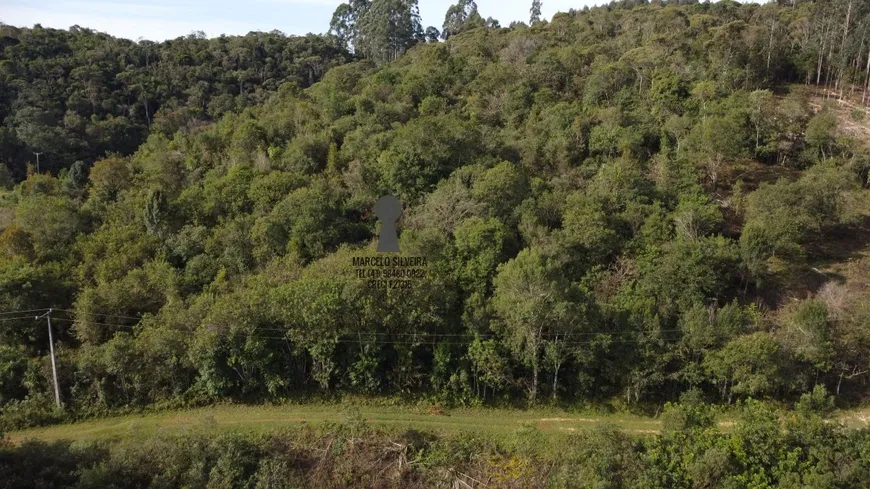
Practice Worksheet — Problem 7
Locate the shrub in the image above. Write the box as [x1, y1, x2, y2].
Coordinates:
[0, 395, 67, 431]
[795, 384, 835, 416]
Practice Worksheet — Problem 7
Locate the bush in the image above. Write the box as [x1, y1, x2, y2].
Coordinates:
[2, 419, 870, 488]
[660, 400, 714, 433]
[0, 395, 67, 431]
[795, 384, 835, 416]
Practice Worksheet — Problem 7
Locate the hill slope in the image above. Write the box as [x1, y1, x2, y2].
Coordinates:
[2, 0, 870, 429]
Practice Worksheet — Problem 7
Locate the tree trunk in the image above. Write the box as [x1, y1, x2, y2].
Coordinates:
[817, 35, 826, 85]
[766, 18, 776, 75]
[531, 363, 538, 401]
[841, 1, 853, 58]
[852, 36, 865, 98]
[755, 121, 761, 153]
[835, 1, 852, 98]
[826, 32, 836, 96]
[863, 49, 870, 106]
[552, 363, 560, 401]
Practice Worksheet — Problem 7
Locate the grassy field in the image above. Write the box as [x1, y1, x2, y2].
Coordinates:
[8, 403, 870, 445]
[6, 403, 663, 444]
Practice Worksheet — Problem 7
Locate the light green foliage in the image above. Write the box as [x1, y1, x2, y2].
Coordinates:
[66, 160, 89, 192]
[659, 399, 714, 434]
[559, 195, 619, 268]
[521, 102, 587, 170]
[442, 0, 484, 40]
[470, 161, 529, 224]
[493, 248, 582, 400]
[74, 260, 179, 344]
[796, 384, 835, 417]
[407, 170, 486, 235]
[452, 216, 512, 293]
[805, 110, 838, 158]
[3, 0, 870, 424]
[179, 165, 256, 225]
[548, 426, 645, 488]
[378, 114, 477, 199]
[684, 113, 749, 190]
[677, 301, 749, 385]
[252, 179, 354, 262]
[748, 89, 777, 158]
[637, 235, 739, 320]
[248, 171, 310, 214]
[15, 194, 80, 257]
[76, 224, 160, 284]
[779, 300, 834, 374]
[672, 193, 723, 241]
[353, 0, 424, 64]
[144, 188, 168, 238]
[740, 163, 860, 284]
[254, 457, 299, 489]
[18, 172, 63, 198]
[705, 332, 782, 402]
[88, 156, 132, 201]
[467, 338, 510, 398]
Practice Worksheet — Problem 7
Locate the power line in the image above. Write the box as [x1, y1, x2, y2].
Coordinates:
[51, 317, 137, 329]
[205, 333, 684, 346]
[10, 318, 686, 346]
[53, 308, 144, 321]
[44, 314, 686, 346]
[0, 308, 693, 346]
[253, 327, 685, 337]
[39, 309, 689, 340]
[0, 315, 49, 322]
[0, 308, 50, 316]
[331, 337, 682, 346]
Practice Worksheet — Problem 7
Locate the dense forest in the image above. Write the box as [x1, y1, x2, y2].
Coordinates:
[2, 0, 870, 434]
[0, 24, 351, 180]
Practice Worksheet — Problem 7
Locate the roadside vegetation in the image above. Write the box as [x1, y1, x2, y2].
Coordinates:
[3, 0, 870, 485]
[4, 396, 870, 488]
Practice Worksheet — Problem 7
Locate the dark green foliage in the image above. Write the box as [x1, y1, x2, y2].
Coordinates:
[442, 0, 484, 40]
[66, 161, 88, 191]
[796, 384, 835, 416]
[529, 0, 542, 25]
[2, 0, 870, 425]
[4, 409, 870, 488]
[330, 0, 423, 63]
[144, 188, 168, 238]
[0, 26, 351, 178]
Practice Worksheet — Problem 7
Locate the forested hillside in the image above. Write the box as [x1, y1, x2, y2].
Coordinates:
[2, 0, 870, 430]
[0, 24, 351, 179]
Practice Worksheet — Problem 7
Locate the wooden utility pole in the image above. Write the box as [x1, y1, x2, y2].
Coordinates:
[37, 309, 61, 408]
